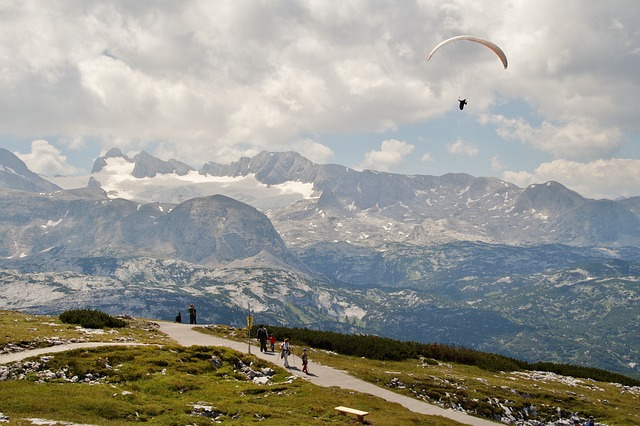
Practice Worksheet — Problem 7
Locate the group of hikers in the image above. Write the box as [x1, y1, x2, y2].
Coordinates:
[257, 324, 309, 374]
[174, 308, 309, 374]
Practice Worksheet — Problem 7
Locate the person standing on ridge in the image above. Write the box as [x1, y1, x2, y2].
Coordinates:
[257, 324, 269, 353]
[187, 304, 197, 324]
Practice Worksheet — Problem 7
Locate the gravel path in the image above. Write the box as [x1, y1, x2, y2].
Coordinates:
[159, 321, 499, 426]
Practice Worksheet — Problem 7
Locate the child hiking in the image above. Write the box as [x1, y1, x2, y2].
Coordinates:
[269, 333, 276, 352]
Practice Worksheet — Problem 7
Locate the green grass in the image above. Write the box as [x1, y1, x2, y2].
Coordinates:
[3, 311, 638, 425]
[0, 310, 173, 347]
[0, 311, 462, 425]
[311, 351, 640, 425]
[200, 324, 640, 425]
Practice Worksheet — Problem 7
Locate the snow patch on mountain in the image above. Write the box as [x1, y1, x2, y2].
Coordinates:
[271, 180, 316, 199]
[51, 155, 316, 209]
[0, 165, 24, 177]
[41, 219, 63, 229]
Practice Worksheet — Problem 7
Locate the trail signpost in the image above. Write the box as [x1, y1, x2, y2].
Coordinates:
[246, 303, 253, 354]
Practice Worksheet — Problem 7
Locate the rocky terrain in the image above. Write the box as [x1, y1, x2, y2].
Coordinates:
[0, 148, 638, 380]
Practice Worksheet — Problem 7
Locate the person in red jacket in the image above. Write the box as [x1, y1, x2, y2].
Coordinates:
[268, 333, 276, 352]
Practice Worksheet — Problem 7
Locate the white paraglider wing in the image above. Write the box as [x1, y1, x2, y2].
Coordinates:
[427, 35, 508, 69]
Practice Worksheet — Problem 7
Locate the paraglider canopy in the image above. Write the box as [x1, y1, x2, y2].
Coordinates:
[427, 35, 508, 69]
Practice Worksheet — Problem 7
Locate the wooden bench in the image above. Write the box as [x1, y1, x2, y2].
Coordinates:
[335, 406, 369, 423]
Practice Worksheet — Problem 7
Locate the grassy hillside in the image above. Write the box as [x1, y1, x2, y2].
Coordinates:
[0, 311, 461, 425]
[1, 310, 639, 425]
[200, 324, 640, 425]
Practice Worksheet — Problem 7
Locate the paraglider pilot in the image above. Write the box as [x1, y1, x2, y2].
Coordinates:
[458, 98, 467, 110]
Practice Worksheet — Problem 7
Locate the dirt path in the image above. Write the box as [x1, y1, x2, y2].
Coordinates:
[158, 322, 499, 426]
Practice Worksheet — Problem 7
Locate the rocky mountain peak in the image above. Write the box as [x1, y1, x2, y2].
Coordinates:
[132, 151, 194, 178]
[161, 194, 292, 265]
[0, 148, 61, 192]
[91, 148, 196, 178]
[201, 151, 318, 185]
[251, 151, 317, 185]
[104, 147, 132, 161]
[515, 181, 586, 216]
[91, 148, 133, 173]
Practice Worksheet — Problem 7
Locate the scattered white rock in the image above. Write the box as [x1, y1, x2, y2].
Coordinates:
[253, 376, 270, 385]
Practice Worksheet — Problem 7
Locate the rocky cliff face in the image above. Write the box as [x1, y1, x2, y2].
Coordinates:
[0, 148, 61, 193]
[132, 151, 195, 178]
[201, 151, 320, 184]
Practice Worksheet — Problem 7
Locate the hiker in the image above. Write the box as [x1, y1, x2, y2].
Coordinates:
[257, 324, 269, 353]
[187, 304, 197, 324]
[302, 347, 309, 374]
[175, 312, 182, 323]
[269, 333, 276, 352]
[280, 338, 291, 368]
[586, 416, 595, 426]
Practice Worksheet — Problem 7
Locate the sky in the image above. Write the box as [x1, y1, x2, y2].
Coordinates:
[1, 0, 639, 200]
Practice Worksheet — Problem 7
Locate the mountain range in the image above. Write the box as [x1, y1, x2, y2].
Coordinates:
[0, 147, 638, 379]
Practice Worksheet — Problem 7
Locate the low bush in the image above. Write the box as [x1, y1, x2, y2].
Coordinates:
[59, 309, 127, 329]
[531, 361, 639, 387]
[260, 325, 640, 386]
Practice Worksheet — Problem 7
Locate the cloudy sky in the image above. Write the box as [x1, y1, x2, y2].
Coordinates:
[1, 0, 639, 199]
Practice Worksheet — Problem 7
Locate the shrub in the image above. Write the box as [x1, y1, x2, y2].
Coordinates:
[531, 361, 640, 387]
[59, 309, 127, 329]
[258, 325, 640, 386]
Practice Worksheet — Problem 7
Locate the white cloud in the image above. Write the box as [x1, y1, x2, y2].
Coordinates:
[0, 1, 638, 199]
[503, 158, 640, 199]
[59, 136, 86, 151]
[421, 152, 434, 162]
[293, 139, 334, 165]
[447, 139, 479, 156]
[483, 114, 624, 160]
[15, 140, 82, 176]
[497, 2, 640, 132]
[0, 0, 440, 163]
[358, 139, 415, 172]
[491, 155, 504, 171]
